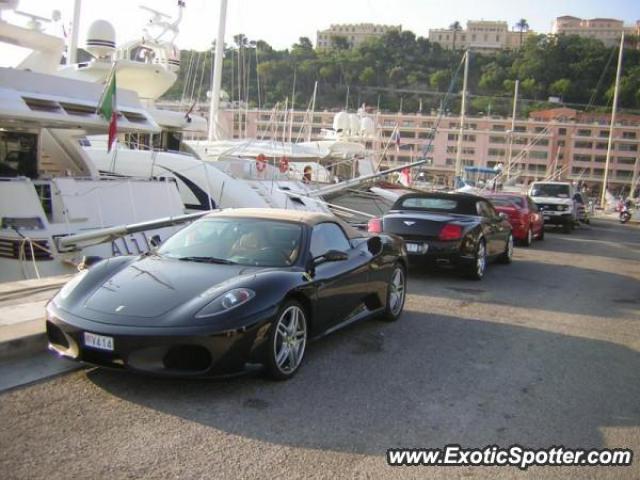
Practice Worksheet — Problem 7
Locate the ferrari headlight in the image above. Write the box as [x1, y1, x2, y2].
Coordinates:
[195, 288, 255, 318]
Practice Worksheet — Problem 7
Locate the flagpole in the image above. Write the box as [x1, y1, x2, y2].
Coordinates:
[600, 33, 624, 209]
[96, 62, 117, 114]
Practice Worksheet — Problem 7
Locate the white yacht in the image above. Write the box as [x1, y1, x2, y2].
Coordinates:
[0, 3, 198, 282]
[53, 2, 330, 213]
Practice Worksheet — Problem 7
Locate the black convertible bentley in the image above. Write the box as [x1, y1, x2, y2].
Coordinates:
[368, 192, 513, 280]
[47, 209, 407, 380]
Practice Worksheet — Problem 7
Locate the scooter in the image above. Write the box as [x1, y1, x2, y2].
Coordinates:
[620, 203, 632, 223]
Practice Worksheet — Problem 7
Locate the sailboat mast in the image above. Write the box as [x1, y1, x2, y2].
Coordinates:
[600, 33, 624, 208]
[307, 81, 318, 142]
[208, 0, 228, 141]
[454, 50, 469, 181]
[288, 70, 296, 143]
[67, 0, 82, 65]
[506, 79, 519, 181]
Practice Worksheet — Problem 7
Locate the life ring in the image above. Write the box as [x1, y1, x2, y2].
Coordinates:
[279, 156, 289, 174]
[256, 154, 267, 172]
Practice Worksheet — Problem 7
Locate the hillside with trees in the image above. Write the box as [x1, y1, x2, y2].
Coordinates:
[164, 30, 640, 118]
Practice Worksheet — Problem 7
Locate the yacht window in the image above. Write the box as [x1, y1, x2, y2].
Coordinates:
[0, 131, 38, 179]
[61, 103, 95, 117]
[120, 111, 148, 124]
[23, 97, 61, 113]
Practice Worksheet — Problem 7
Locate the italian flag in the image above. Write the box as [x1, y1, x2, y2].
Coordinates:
[98, 70, 117, 152]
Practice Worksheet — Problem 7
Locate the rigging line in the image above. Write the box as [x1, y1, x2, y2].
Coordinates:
[410, 53, 466, 165]
[180, 50, 196, 107]
[244, 45, 251, 137]
[255, 44, 262, 111]
[237, 43, 242, 106]
[230, 44, 234, 107]
[587, 46, 617, 112]
[293, 96, 315, 144]
[196, 49, 210, 103]
[188, 51, 202, 105]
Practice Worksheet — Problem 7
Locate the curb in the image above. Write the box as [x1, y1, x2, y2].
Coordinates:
[0, 333, 47, 361]
[0, 320, 47, 361]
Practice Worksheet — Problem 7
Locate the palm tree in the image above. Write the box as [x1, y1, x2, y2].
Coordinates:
[450, 21, 462, 50]
[515, 18, 530, 48]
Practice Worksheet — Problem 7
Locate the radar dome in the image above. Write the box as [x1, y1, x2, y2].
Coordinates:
[86, 20, 116, 59]
[333, 112, 349, 132]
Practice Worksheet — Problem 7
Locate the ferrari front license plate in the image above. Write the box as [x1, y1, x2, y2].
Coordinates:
[83, 332, 114, 351]
[406, 242, 424, 253]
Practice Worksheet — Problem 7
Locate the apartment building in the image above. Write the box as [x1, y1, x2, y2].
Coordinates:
[208, 107, 640, 193]
[428, 20, 533, 52]
[552, 16, 638, 47]
[315, 24, 400, 50]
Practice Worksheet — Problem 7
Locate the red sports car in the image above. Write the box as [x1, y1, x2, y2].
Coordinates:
[485, 194, 544, 246]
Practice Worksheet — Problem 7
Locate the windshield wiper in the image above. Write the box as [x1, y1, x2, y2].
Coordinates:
[177, 256, 237, 265]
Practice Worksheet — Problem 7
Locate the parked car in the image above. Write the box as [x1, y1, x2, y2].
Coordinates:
[368, 192, 513, 280]
[485, 193, 544, 246]
[529, 181, 577, 233]
[46, 209, 407, 380]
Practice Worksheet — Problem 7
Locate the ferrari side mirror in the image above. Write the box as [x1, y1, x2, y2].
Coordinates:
[313, 250, 348, 266]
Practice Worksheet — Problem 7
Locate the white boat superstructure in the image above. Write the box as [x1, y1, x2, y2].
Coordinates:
[51, 2, 329, 213]
[0, 65, 187, 282]
[86, 144, 329, 212]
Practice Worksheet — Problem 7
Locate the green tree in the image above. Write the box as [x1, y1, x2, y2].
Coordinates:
[450, 21, 463, 51]
[430, 69, 451, 91]
[162, 29, 640, 112]
[359, 66, 376, 85]
[330, 35, 350, 50]
[515, 19, 530, 48]
[550, 78, 572, 98]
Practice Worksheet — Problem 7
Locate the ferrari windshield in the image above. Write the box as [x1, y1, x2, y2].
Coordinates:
[158, 218, 303, 267]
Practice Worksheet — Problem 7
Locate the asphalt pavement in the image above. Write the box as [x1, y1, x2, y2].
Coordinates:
[0, 219, 638, 479]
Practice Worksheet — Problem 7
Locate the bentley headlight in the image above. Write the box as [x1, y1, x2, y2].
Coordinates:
[195, 288, 255, 318]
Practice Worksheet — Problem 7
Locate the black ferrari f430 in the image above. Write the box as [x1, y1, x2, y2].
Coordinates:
[369, 192, 513, 280]
[47, 209, 407, 380]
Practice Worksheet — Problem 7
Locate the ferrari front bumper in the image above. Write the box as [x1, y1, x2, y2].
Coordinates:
[45, 303, 277, 378]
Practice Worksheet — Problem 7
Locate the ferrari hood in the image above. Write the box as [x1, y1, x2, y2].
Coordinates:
[84, 256, 260, 319]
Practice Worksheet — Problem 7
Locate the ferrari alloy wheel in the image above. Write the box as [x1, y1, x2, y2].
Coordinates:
[382, 264, 406, 322]
[266, 301, 307, 380]
[499, 234, 514, 264]
[468, 239, 486, 280]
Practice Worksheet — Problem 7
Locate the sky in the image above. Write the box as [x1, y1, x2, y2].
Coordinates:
[2, 0, 640, 63]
